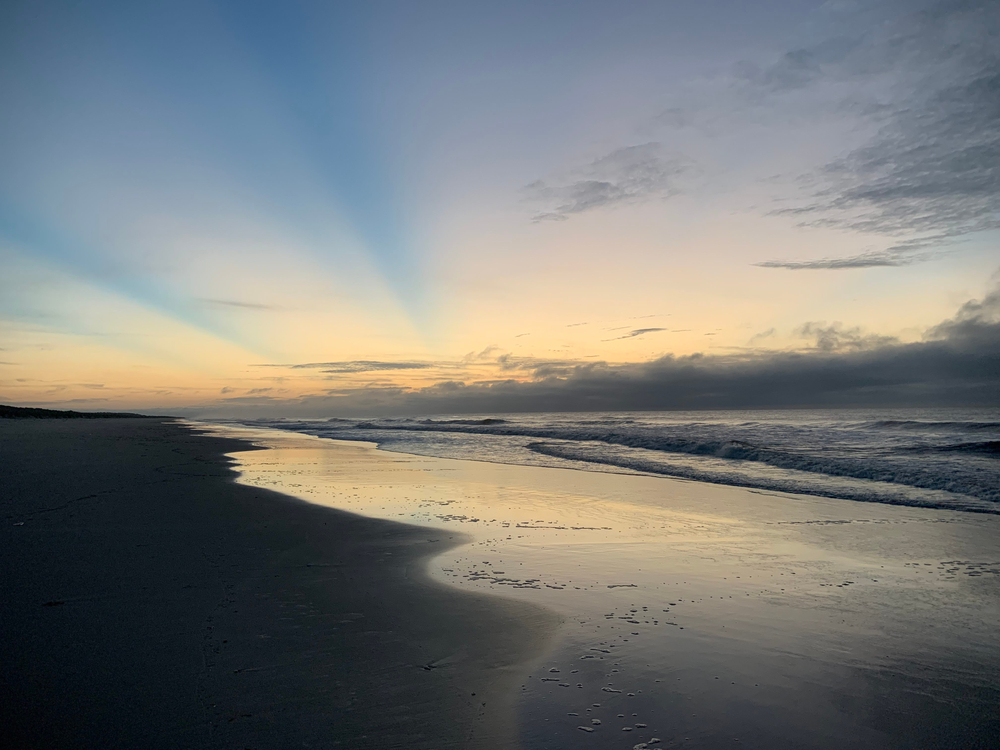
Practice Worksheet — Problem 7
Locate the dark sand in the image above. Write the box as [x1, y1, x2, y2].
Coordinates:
[0, 418, 557, 749]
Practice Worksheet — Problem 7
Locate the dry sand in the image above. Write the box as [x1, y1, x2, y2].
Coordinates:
[0, 418, 557, 749]
[214, 423, 1000, 750]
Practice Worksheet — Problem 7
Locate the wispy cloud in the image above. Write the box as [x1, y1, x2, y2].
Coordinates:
[524, 143, 691, 222]
[754, 0, 999, 268]
[198, 298, 280, 311]
[754, 249, 916, 270]
[256, 361, 435, 373]
[748, 328, 776, 344]
[463, 346, 502, 363]
[604, 327, 667, 341]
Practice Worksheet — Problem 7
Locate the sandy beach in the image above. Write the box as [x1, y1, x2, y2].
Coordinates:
[0, 418, 556, 749]
[4, 416, 1000, 749]
[215, 422, 1000, 749]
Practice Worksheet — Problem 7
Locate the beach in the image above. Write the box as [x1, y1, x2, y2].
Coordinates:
[0, 418, 556, 749]
[3, 417, 999, 749]
[218, 422, 1000, 749]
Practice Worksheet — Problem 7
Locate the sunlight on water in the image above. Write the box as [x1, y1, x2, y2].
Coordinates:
[220, 408, 1000, 513]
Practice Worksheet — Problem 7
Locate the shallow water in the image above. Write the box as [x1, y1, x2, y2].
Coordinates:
[223, 408, 1000, 514]
[204, 422, 1000, 749]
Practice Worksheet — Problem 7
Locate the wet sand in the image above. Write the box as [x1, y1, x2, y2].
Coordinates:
[216, 423, 1000, 750]
[0, 419, 557, 749]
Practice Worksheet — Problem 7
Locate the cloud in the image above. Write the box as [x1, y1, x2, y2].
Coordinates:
[463, 346, 502, 363]
[524, 143, 691, 221]
[256, 360, 435, 373]
[797, 322, 899, 352]
[32, 398, 111, 405]
[754, 249, 916, 270]
[198, 298, 279, 311]
[604, 327, 667, 341]
[191, 277, 1000, 416]
[254, 352, 585, 380]
[495, 354, 581, 377]
[748, 328, 776, 344]
[756, 0, 1000, 268]
[926, 284, 1000, 346]
[219, 395, 281, 404]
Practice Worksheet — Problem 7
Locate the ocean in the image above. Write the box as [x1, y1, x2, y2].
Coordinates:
[227, 408, 1000, 514]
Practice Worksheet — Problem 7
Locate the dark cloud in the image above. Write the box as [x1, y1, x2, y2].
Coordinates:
[926, 285, 1000, 347]
[195, 280, 1000, 416]
[397, 288, 998, 411]
[604, 328, 667, 341]
[524, 143, 690, 221]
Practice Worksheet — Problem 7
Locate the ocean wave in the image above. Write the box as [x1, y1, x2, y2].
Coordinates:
[863, 420, 1000, 432]
[418, 418, 508, 425]
[239, 410, 1000, 514]
[923, 440, 1000, 456]
[526, 442, 998, 514]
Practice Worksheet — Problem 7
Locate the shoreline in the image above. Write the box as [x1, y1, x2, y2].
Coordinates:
[0, 418, 558, 749]
[211, 413, 1000, 516]
[214, 421, 1000, 750]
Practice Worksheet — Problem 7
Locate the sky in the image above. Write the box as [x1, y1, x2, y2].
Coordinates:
[1, 0, 997, 415]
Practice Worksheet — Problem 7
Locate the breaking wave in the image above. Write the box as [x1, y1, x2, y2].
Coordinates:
[232, 408, 1000, 514]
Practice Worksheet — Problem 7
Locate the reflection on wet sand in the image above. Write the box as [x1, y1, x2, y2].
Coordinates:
[213, 424, 1000, 750]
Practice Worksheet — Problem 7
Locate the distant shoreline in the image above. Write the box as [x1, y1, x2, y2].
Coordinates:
[0, 404, 155, 419]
